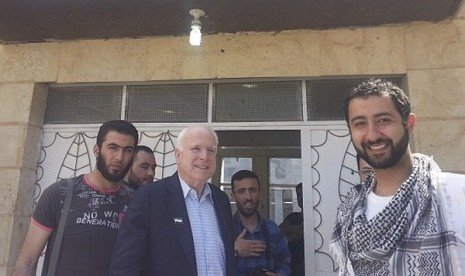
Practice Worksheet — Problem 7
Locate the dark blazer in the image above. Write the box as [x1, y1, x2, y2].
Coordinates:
[109, 172, 236, 276]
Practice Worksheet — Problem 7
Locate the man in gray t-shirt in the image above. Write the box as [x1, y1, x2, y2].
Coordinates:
[14, 120, 138, 276]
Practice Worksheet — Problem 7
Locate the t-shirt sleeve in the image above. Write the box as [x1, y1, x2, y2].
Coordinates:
[32, 181, 64, 231]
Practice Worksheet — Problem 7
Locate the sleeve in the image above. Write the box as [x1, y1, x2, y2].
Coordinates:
[32, 181, 64, 231]
[109, 186, 152, 276]
[271, 222, 292, 276]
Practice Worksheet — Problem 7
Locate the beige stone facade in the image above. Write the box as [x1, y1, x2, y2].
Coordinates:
[1, 18, 465, 275]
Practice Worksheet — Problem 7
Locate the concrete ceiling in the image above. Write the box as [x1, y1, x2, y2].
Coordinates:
[0, 0, 463, 44]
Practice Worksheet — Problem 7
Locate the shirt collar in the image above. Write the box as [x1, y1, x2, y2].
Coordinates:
[234, 212, 263, 234]
[178, 175, 214, 204]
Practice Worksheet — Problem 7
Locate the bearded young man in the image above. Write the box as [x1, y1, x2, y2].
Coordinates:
[232, 170, 291, 276]
[14, 120, 138, 276]
[330, 78, 465, 275]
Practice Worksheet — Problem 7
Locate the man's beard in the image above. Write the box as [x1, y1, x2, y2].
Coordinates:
[127, 170, 152, 186]
[237, 200, 259, 217]
[96, 154, 130, 182]
[356, 127, 410, 170]
[127, 170, 141, 186]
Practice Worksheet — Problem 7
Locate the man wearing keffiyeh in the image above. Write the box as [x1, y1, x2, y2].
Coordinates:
[330, 78, 465, 275]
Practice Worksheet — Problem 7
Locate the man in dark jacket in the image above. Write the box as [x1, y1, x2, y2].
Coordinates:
[109, 124, 236, 276]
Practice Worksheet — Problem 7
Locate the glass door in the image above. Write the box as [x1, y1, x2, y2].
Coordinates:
[212, 129, 301, 222]
[269, 157, 302, 224]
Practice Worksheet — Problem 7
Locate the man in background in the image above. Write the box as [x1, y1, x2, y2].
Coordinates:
[124, 145, 156, 189]
[232, 170, 291, 276]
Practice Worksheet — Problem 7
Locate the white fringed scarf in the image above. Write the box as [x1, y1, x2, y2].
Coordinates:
[330, 154, 457, 275]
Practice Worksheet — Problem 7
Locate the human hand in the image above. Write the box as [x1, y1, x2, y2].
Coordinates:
[234, 229, 266, 257]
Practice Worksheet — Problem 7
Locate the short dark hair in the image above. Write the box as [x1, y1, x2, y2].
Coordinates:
[96, 120, 138, 148]
[133, 145, 155, 165]
[231, 170, 260, 192]
[134, 145, 154, 155]
[344, 78, 411, 125]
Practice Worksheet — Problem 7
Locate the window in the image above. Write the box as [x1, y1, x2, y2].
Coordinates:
[213, 81, 302, 122]
[45, 86, 123, 124]
[126, 84, 208, 123]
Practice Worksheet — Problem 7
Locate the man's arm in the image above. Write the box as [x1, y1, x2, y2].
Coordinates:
[13, 221, 51, 276]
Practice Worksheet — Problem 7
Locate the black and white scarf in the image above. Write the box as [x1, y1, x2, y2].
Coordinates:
[330, 154, 457, 275]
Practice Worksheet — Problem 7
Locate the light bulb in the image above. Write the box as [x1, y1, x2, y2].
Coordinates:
[189, 24, 202, 46]
[188, 9, 205, 46]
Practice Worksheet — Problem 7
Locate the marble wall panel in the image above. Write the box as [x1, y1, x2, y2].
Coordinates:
[146, 36, 219, 80]
[0, 167, 37, 274]
[12, 169, 37, 217]
[0, 169, 22, 215]
[217, 31, 320, 78]
[58, 39, 149, 83]
[321, 28, 364, 75]
[29, 84, 48, 127]
[407, 69, 465, 119]
[413, 120, 465, 173]
[0, 215, 12, 268]
[0, 83, 35, 124]
[0, 126, 26, 168]
[405, 20, 465, 69]
[22, 125, 43, 170]
[321, 27, 406, 75]
[0, 43, 60, 83]
[0, 83, 46, 129]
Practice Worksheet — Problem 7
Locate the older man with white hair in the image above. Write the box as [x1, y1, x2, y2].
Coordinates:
[110, 124, 236, 276]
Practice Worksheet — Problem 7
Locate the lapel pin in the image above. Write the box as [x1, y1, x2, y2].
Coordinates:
[174, 217, 183, 224]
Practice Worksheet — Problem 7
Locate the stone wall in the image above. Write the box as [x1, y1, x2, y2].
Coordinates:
[405, 20, 465, 173]
[1, 18, 465, 274]
[0, 83, 47, 275]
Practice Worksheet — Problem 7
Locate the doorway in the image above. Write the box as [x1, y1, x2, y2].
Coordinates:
[213, 130, 302, 224]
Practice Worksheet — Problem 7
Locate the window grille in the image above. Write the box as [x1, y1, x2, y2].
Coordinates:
[306, 77, 403, 121]
[126, 84, 208, 123]
[44, 76, 404, 125]
[213, 81, 302, 122]
[44, 86, 123, 124]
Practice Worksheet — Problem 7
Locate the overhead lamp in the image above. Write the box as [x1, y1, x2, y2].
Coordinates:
[189, 9, 205, 46]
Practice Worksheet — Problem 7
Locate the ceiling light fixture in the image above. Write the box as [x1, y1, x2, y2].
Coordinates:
[189, 9, 205, 46]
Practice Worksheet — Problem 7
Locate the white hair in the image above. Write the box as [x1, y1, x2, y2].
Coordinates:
[176, 124, 218, 150]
